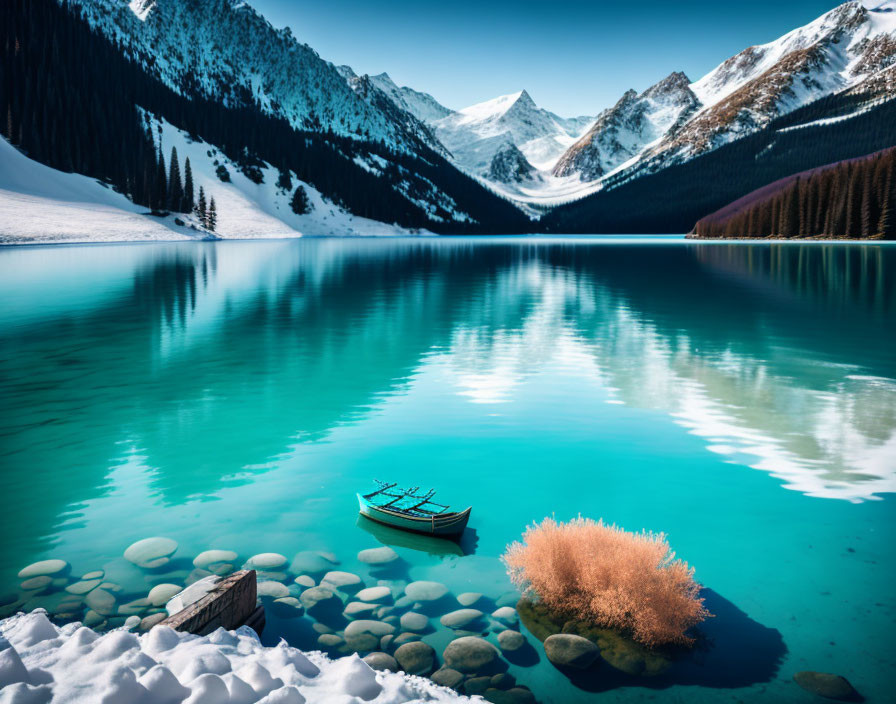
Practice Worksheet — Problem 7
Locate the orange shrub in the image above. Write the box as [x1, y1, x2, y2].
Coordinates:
[502, 517, 710, 648]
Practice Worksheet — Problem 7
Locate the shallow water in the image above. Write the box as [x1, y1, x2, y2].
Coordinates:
[1, 237, 894, 702]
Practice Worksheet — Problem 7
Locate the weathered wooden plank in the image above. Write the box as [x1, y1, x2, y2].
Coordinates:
[160, 569, 261, 636]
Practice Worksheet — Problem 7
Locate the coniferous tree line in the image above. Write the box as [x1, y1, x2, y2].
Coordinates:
[693, 147, 896, 239]
[543, 94, 896, 234]
[0, 0, 528, 233]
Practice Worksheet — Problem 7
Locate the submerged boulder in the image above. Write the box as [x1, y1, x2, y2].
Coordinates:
[442, 636, 499, 674]
[544, 634, 599, 669]
[394, 641, 435, 676]
[793, 671, 861, 701]
[124, 538, 178, 569]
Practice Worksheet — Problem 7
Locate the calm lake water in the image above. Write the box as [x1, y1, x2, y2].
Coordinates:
[1, 237, 894, 703]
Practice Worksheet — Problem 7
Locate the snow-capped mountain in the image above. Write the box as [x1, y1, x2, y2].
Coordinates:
[364, 72, 455, 125]
[68, 0, 428, 152]
[431, 90, 594, 175]
[553, 72, 699, 181]
[557, 0, 896, 185]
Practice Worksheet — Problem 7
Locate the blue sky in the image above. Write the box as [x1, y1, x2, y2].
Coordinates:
[252, 0, 841, 116]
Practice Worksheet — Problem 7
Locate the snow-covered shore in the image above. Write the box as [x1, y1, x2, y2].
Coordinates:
[0, 610, 468, 703]
[0, 126, 425, 246]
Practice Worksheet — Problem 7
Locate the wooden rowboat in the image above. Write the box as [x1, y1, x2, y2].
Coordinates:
[358, 481, 471, 537]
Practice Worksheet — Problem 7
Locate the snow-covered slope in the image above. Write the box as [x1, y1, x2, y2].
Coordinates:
[0, 125, 424, 245]
[67, 0, 426, 152]
[556, 0, 896, 186]
[0, 610, 467, 703]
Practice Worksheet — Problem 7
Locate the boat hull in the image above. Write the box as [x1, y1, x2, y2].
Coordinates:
[357, 494, 471, 536]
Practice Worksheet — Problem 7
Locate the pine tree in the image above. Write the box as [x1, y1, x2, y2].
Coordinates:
[207, 197, 217, 232]
[183, 157, 195, 212]
[153, 148, 167, 213]
[167, 146, 183, 212]
[197, 186, 207, 226]
[277, 168, 292, 191]
[291, 185, 310, 215]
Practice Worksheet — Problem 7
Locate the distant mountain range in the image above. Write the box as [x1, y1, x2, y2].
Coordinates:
[2, 0, 896, 240]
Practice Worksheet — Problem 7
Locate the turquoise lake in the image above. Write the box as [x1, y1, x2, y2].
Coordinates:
[0, 237, 894, 703]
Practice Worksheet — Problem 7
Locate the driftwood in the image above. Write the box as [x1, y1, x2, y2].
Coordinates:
[159, 569, 264, 636]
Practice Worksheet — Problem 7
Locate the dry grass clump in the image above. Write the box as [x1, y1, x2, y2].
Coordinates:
[503, 517, 710, 648]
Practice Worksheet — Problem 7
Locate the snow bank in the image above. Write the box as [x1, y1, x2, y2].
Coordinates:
[0, 611, 468, 703]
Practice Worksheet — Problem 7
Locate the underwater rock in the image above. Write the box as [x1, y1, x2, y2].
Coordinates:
[357, 547, 399, 565]
[193, 550, 238, 569]
[343, 620, 396, 652]
[83, 610, 105, 628]
[118, 598, 152, 616]
[562, 620, 672, 677]
[440, 609, 484, 629]
[394, 641, 436, 676]
[147, 584, 183, 607]
[257, 582, 290, 599]
[391, 632, 421, 647]
[356, 587, 391, 604]
[124, 538, 178, 569]
[65, 579, 103, 596]
[84, 589, 117, 617]
[298, 587, 340, 619]
[294, 575, 315, 588]
[491, 607, 518, 626]
[442, 636, 499, 674]
[290, 551, 337, 576]
[404, 581, 448, 602]
[490, 673, 515, 689]
[343, 602, 378, 619]
[362, 652, 398, 672]
[793, 671, 860, 700]
[81, 571, 104, 581]
[271, 597, 304, 619]
[483, 687, 536, 704]
[20, 576, 53, 593]
[139, 613, 167, 631]
[544, 634, 599, 669]
[317, 633, 343, 648]
[497, 630, 526, 652]
[399, 612, 428, 632]
[17, 560, 69, 579]
[380, 634, 394, 651]
[464, 676, 491, 694]
[321, 572, 362, 593]
[457, 593, 483, 607]
[430, 667, 464, 690]
[245, 553, 288, 570]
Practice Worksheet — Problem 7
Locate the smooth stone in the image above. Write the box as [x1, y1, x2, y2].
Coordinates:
[443, 636, 499, 674]
[457, 593, 483, 607]
[294, 575, 315, 588]
[290, 551, 337, 576]
[100, 582, 122, 593]
[394, 641, 436, 676]
[245, 553, 288, 570]
[83, 609, 105, 627]
[392, 632, 422, 646]
[124, 537, 178, 569]
[491, 673, 515, 689]
[344, 620, 396, 652]
[65, 579, 102, 596]
[344, 602, 378, 618]
[271, 597, 304, 619]
[376, 606, 395, 619]
[118, 598, 152, 616]
[793, 671, 860, 701]
[561, 618, 672, 676]
[357, 586, 392, 603]
[380, 634, 395, 651]
[147, 584, 182, 607]
[394, 595, 416, 609]
[440, 609, 484, 629]
[316, 551, 339, 564]
[298, 586, 340, 615]
[85, 589, 117, 616]
[497, 630, 526, 652]
[383, 615, 399, 626]
[404, 581, 449, 602]
[122, 615, 140, 630]
[20, 576, 53, 592]
[18, 560, 69, 579]
[363, 652, 398, 672]
[483, 687, 536, 704]
[185, 568, 214, 586]
[81, 571, 104, 580]
[257, 581, 290, 599]
[464, 676, 491, 695]
[544, 634, 599, 669]
[139, 613, 167, 631]
[193, 550, 238, 569]
[357, 547, 399, 565]
[430, 667, 464, 690]
[312, 622, 334, 635]
[400, 611, 429, 632]
[321, 571, 363, 592]
[491, 607, 518, 625]
[317, 634, 344, 648]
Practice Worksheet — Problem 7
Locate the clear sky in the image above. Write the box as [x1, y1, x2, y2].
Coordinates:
[251, 0, 842, 117]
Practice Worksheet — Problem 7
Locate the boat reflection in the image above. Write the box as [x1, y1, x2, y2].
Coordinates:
[355, 514, 478, 557]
